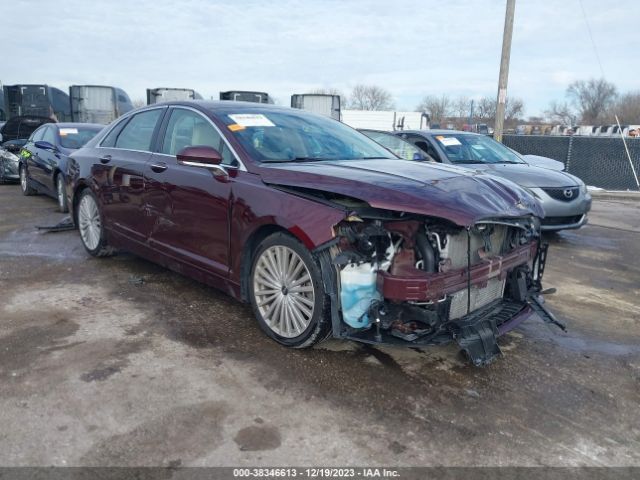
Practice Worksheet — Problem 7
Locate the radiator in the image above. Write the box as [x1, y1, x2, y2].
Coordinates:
[448, 277, 506, 320]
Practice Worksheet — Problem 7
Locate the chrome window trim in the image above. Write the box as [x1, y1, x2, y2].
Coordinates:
[161, 105, 246, 172]
[96, 106, 167, 150]
[93, 104, 247, 172]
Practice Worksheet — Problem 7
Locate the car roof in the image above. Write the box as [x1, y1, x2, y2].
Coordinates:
[400, 129, 482, 136]
[148, 100, 288, 111]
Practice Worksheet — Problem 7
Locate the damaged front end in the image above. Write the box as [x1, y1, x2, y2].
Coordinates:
[317, 208, 564, 366]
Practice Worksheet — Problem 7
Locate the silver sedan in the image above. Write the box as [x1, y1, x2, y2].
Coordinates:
[383, 130, 592, 231]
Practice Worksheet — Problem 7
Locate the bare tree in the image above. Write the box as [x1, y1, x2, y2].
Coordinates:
[132, 99, 146, 108]
[453, 96, 471, 120]
[475, 96, 524, 125]
[545, 101, 576, 125]
[611, 91, 640, 124]
[476, 96, 496, 120]
[348, 84, 394, 110]
[416, 94, 453, 123]
[566, 78, 617, 124]
[505, 97, 525, 121]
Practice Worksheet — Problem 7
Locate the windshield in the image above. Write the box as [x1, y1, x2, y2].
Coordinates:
[433, 134, 525, 164]
[58, 126, 101, 149]
[360, 130, 428, 161]
[214, 109, 396, 162]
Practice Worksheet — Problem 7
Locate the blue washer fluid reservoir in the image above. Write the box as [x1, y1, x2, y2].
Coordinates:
[339, 263, 381, 328]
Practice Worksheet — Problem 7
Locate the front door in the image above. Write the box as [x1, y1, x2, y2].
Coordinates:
[29, 125, 57, 190]
[144, 107, 234, 277]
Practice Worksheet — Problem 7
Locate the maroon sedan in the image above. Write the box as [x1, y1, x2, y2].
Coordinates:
[67, 101, 563, 366]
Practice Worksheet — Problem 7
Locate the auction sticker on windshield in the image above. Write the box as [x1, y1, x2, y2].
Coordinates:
[228, 114, 275, 127]
[59, 128, 79, 136]
[435, 136, 461, 147]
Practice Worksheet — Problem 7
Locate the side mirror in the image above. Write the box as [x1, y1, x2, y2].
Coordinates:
[413, 152, 426, 161]
[176, 145, 223, 167]
[35, 140, 56, 151]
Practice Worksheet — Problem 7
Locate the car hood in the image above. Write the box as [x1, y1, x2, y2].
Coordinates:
[258, 159, 544, 227]
[462, 162, 580, 187]
[1, 139, 27, 153]
[522, 155, 565, 172]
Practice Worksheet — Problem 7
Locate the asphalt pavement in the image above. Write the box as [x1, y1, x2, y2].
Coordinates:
[0, 183, 638, 467]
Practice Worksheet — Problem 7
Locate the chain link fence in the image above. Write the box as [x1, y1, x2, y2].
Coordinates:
[503, 135, 640, 190]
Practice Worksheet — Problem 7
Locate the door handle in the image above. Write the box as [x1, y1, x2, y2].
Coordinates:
[99, 155, 112, 164]
[150, 162, 168, 173]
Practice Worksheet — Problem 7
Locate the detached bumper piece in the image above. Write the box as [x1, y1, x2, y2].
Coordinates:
[451, 300, 528, 366]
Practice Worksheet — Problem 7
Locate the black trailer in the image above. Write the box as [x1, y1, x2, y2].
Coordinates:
[3, 85, 71, 121]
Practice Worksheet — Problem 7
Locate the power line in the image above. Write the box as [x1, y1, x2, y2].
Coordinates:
[577, 0, 639, 190]
[577, 0, 606, 79]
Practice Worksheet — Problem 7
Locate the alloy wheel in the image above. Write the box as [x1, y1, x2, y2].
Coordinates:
[20, 167, 27, 192]
[78, 193, 102, 251]
[253, 245, 315, 338]
[57, 177, 65, 210]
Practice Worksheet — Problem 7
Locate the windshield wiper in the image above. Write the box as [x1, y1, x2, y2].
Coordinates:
[261, 157, 325, 163]
[290, 156, 329, 162]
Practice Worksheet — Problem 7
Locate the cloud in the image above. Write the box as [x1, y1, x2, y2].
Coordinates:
[2, 0, 637, 116]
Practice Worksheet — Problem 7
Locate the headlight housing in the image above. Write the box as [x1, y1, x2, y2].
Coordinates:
[0, 149, 19, 163]
[581, 182, 588, 195]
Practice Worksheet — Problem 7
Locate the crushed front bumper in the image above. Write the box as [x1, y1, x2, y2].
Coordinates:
[335, 240, 560, 366]
[0, 158, 19, 181]
[377, 241, 537, 302]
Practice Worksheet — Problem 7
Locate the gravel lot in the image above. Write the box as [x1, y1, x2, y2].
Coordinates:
[0, 184, 639, 467]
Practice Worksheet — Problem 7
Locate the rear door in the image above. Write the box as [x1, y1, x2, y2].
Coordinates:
[94, 107, 166, 243]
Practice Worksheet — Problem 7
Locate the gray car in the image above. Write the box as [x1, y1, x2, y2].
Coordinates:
[380, 129, 591, 231]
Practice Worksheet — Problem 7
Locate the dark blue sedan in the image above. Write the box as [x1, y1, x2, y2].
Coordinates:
[19, 122, 103, 211]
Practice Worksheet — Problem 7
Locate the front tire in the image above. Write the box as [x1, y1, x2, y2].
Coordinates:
[77, 189, 114, 257]
[20, 165, 36, 195]
[249, 232, 331, 348]
[56, 175, 68, 213]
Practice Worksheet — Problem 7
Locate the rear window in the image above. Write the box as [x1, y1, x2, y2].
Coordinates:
[114, 109, 163, 151]
[58, 127, 101, 149]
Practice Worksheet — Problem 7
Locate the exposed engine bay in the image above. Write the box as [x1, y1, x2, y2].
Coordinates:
[322, 211, 565, 366]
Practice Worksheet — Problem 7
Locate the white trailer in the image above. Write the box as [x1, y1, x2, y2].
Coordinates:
[291, 94, 341, 120]
[147, 88, 202, 104]
[340, 110, 429, 131]
[70, 85, 133, 124]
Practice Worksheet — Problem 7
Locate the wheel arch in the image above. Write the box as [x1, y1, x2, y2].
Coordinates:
[71, 181, 91, 225]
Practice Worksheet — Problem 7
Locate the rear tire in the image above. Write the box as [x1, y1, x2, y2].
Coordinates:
[56, 175, 68, 213]
[77, 189, 115, 257]
[20, 165, 36, 195]
[249, 232, 332, 348]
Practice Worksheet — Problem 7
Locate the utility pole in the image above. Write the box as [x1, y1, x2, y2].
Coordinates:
[494, 0, 516, 143]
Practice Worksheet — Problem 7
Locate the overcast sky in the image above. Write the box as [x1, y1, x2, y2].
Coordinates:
[3, 0, 636, 117]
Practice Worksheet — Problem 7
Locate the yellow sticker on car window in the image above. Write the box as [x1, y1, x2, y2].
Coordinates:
[436, 136, 462, 147]
[228, 124, 246, 132]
